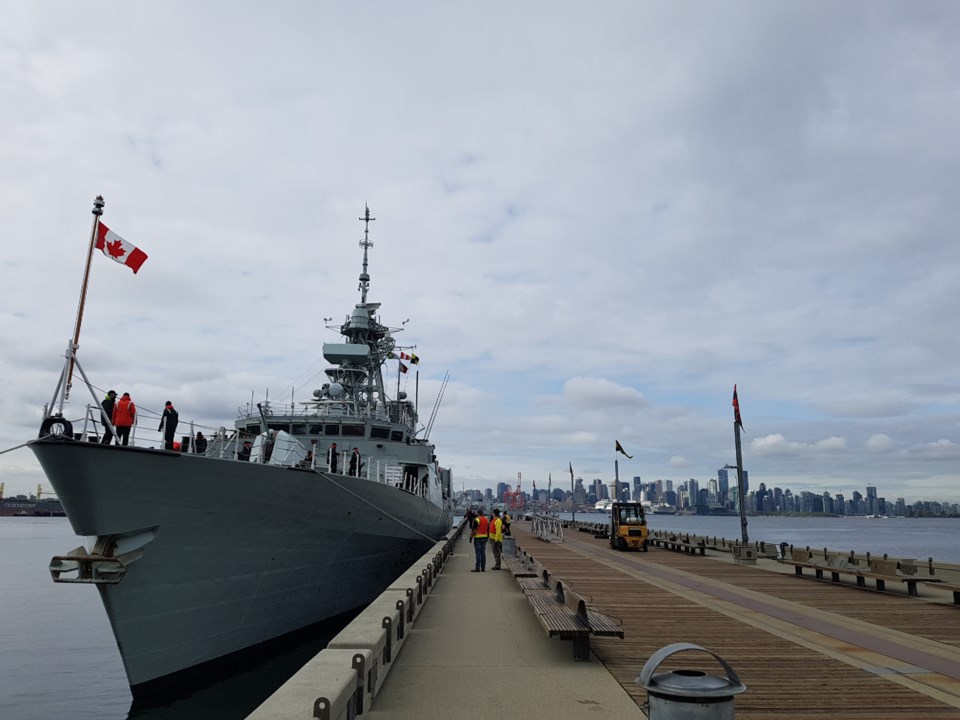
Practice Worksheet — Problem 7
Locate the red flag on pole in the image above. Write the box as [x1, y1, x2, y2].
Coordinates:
[733, 384, 744, 429]
[96, 223, 148, 274]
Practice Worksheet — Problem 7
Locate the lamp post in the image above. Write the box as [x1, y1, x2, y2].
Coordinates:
[723, 464, 749, 544]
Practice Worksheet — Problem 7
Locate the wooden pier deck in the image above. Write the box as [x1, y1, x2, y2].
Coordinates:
[512, 522, 960, 719]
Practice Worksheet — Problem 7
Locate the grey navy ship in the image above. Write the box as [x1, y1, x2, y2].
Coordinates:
[28, 206, 453, 696]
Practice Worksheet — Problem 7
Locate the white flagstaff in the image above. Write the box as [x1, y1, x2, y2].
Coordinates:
[41, 196, 119, 443]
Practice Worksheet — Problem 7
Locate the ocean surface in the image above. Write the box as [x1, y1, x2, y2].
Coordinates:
[3, 514, 959, 719]
[0, 518, 351, 720]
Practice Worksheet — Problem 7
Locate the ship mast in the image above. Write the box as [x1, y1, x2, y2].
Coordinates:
[357, 205, 382, 414]
[358, 205, 374, 304]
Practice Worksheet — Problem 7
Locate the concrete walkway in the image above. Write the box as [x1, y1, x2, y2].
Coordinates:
[363, 533, 645, 719]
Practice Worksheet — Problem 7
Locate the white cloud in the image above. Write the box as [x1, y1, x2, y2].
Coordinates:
[750, 434, 847, 457]
[562, 377, 647, 411]
[865, 434, 895, 452]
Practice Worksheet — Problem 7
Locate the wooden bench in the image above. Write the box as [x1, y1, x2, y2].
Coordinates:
[651, 535, 706, 556]
[925, 581, 960, 605]
[504, 550, 541, 579]
[782, 553, 932, 597]
[523, 578, 623, 660]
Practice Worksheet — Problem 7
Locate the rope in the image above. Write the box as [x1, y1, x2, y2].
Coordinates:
[316, 470, 440, 543]
[0, 439, 40, 455]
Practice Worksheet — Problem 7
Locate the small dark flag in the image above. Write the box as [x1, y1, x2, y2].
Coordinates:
[615, 440, 633, 459]
[399, 361, 408, 374]
[733, 384, 744, 429]
[410, 353, 419, 365]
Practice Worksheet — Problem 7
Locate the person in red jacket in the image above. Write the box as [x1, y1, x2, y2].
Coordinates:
[470, 512, 489, 572]
[112, 392, 137, 446]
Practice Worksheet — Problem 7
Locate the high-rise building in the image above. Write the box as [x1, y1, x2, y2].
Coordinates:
[633, 476, 643, 501]
[573, 478, 587, 508]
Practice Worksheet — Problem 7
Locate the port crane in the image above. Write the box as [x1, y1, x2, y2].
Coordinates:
[503, 472, 524, 511]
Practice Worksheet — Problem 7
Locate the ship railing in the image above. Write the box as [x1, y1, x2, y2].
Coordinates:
[235, 402, 407, 425]
[77, 404, 215, 454]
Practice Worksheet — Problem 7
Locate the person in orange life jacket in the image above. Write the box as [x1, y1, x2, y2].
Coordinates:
[327, 442, 339, 473]
[158, 401, 179, 451]
[489, 508, 504, 570]
[100, 390, 117, 445]
[470, 512, 489, 572]
[112, 392, 136, 446]
[349, 447, 361, 477]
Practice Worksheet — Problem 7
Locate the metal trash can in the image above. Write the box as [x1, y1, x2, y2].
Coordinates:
[502, 536, 517, 557]
[636, 642, 746, 719]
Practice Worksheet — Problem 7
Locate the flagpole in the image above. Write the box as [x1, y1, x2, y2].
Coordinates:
[58, 195, 104, 412]
[735, 421, 748, 543]
[732, 385, 749, 543]
[569, 463, 575, 524]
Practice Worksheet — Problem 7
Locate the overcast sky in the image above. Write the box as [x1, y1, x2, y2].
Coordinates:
[2, 2, 958, 503]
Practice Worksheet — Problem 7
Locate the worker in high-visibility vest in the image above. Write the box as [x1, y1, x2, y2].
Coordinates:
[489, 508, 504, 570]
[470, 512, 489, 572]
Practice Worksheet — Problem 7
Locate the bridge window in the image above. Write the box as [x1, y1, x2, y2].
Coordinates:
[324, 425, 339, 436]
[370, 426, 390, 440]
[391, 430, 404, 442]
[342, 425, 364, 437]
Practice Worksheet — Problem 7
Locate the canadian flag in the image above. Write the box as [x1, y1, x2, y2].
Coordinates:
[95, 223, 148, 274]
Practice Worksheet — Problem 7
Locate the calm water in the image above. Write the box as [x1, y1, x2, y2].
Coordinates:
[4, 515, 959, 719]
[566, 511, 960, 563]
[0, 518, 348, 720]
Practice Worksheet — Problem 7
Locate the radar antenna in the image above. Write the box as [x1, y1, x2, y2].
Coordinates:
[358, 204, 375, 303]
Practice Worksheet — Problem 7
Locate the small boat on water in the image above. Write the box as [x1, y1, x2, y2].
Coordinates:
[28, 204, 454, 696]
[652, 502, 676, 515]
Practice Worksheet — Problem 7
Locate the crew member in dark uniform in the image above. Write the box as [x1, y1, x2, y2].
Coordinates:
[328, 442, 339, 473]
[158, 401, 179, 451]
[100, 390, 117, 445]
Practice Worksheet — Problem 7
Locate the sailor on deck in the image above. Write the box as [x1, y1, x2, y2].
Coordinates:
[327, 442, 339, 473]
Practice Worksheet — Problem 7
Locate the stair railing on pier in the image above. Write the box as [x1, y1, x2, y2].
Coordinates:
[531, 514, 564, 543]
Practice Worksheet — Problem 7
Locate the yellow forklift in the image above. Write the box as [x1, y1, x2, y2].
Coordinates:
[609, 501, 649, 551]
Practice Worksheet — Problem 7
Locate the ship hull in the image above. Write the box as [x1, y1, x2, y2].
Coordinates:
[30, 438, 450, 694]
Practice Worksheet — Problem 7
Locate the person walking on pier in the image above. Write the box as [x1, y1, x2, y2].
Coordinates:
[490, 508, 504, 570]
[470, 512, 489, 572]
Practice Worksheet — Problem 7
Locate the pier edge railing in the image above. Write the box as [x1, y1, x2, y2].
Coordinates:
[557, 520, 960, 580]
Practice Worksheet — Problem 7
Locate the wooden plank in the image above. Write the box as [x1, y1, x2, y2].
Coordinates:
[509, 523, 960, 719]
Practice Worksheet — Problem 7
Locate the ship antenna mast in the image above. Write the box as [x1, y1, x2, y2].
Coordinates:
[358, 204, 375, 304]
